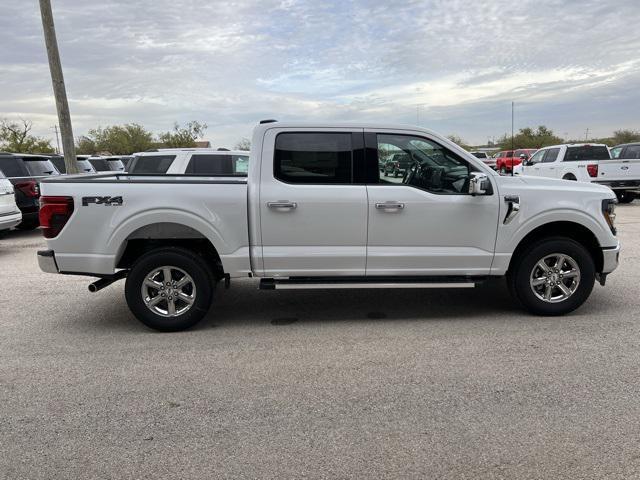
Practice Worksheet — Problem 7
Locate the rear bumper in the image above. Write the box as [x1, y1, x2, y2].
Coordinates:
[37, 249, 59, 274]
[601, 243, 620, 274]
[0, 210, 22, 230]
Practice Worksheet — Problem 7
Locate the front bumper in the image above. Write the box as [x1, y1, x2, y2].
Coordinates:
[37, 249, 59, 274]
[601, 243, 621, 274]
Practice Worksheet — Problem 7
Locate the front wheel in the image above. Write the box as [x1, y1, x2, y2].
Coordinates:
[125, 247, 214, 331]
[508, 237, 595, 316]
[616, 190, 635, 203]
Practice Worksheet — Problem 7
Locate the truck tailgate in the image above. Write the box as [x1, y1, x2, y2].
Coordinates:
[595, 159, 640, 188]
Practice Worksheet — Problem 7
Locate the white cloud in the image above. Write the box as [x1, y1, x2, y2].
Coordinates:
[1, 0, 639, 147]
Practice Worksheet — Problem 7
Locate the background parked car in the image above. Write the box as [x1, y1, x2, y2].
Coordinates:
[382, 153, 413, 177]
[0, 153, 59, 229]
[88, 156, 127, 172]
[470, 151, 496, 169]
[0, 169, 22, 235]
[126, 149, 250, 175]
[610, 142, 640, 160]
[495, 149, 537, 174]
[49, 155, 96, 174]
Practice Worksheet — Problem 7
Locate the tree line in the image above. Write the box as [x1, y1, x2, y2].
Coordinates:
[1, 118, 637, 155]
[0, 119, 252, 155]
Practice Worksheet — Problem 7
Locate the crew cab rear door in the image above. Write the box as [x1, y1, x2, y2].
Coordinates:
[364, 129, 500, 276]
[258, 128, 367, 276]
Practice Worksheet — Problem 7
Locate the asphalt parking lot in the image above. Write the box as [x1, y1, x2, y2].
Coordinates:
[1, 205, 640, 479]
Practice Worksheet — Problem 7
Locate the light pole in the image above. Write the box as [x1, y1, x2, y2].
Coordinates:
[39, 0, 78, 173]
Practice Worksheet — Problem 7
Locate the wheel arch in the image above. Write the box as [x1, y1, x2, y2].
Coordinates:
[114, 221, 225, 279]
[508, 221, 604, 274]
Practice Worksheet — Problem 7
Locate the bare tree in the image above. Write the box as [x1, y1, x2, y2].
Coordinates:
[0, 119, 54, 153]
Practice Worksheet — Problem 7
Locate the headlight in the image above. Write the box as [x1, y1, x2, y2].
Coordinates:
[602, 198, 617, 235]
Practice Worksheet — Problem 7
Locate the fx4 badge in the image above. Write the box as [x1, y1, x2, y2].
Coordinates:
[82, 196, 123, 206]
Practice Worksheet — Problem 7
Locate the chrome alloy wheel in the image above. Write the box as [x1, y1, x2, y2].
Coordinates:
[529, 253, 581, 303]
[141, 266, 196, 317]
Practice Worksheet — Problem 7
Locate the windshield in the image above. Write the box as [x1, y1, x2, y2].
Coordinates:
[24, 158, 58, 176]
[471, 152, 487, 158]
[565, 146, 610, 161]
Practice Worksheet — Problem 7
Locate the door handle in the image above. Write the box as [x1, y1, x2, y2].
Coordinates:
[548, 167, 555, 170]
[375, 202, 405, 210]
[267, 201, 297, 209]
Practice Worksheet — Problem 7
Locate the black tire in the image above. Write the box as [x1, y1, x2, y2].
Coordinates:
[125, 247, 214, 332]
[507, 237, 595, 316]
[616, 190, 634, 204]
[563, 174, 577, 181]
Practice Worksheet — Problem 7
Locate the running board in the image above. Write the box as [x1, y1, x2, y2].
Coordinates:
[260, 276, 486, 290]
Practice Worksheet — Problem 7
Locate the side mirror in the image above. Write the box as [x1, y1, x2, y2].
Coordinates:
[519, 153, 527, 159]
[525, 160, 534, 166]
[469, 172, 491, 196]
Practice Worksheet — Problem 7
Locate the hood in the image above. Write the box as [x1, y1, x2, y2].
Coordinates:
[498, 174, 615, 198]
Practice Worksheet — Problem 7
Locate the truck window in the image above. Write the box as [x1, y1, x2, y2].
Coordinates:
[375, 134, 472, 195]
[610, 147, 622, 159]
[0, 158, 28, 177]
[622, 145, 640, 159]
[23, 157, 58, 176]
[274, 132, 352, 184]
[185, 154, 249, 175]
[127, 155, 176, 174]
[528, 150, 545, 164]
[542, 148, 560, 163]
[564, 146, 610, 161]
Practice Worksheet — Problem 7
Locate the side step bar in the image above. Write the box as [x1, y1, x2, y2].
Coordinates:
[260, 276, 486, 290]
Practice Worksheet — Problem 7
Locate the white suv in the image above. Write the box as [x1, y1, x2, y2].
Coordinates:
[127, 149, 250, 176]
[0, 170, 22, 234]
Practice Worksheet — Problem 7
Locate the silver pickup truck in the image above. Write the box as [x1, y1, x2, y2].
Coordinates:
[37, 121, 620, 331]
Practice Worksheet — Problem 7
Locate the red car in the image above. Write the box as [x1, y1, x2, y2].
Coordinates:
[495, 149, 537, 174]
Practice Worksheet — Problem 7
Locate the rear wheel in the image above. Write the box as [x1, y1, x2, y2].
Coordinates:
[616, 190, 635, 203]
[508, 237, 595, 316]
[125, 247, 214, 331]
[563, 174, 577, 181]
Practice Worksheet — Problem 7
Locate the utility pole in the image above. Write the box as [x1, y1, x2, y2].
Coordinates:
[39, 0, 78, 173]
[51, 124, 61, 154]
[584, 128, 590, 141]
[511, 101, 514, 176]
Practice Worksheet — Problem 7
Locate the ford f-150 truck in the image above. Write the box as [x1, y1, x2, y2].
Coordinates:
[37, 121, 621, 331]
[514, 143, 640, 203]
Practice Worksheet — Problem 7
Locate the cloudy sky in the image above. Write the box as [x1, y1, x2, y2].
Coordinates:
[2, 0, 640, 147]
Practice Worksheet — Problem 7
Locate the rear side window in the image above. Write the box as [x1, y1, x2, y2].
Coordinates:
[505, 151, 513, 158]
[274, 132, 352, 184]
[622, 145, 640, 159]
[0, 158, 28, 177]
[127, 155, 175, 174]
[564, 146, 610, 161]
[23, 158, 57, 176]
[185, 154, 249, 175]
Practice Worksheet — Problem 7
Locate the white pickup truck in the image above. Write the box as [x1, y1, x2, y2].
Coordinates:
[514, 143, 640, 203]
[37, 121, 621, 331]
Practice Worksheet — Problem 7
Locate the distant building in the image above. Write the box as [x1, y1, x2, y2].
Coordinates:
[194, 140, 211, 148]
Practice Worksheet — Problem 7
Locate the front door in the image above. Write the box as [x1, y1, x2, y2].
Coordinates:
[537, 147, 562, 178]
[365, 130, 500, 276]
[259, 129, 368, 277]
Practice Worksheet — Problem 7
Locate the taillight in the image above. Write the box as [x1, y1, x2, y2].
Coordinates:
[15, 181, 39, 198]
[39, 196, 74, 238]
[587, 164, 598, 178]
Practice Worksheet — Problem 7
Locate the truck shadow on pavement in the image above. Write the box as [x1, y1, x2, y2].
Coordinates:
[78, 277, 529, 334]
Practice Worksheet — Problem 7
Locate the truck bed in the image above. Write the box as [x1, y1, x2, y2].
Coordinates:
[40, 173, 250, 276]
